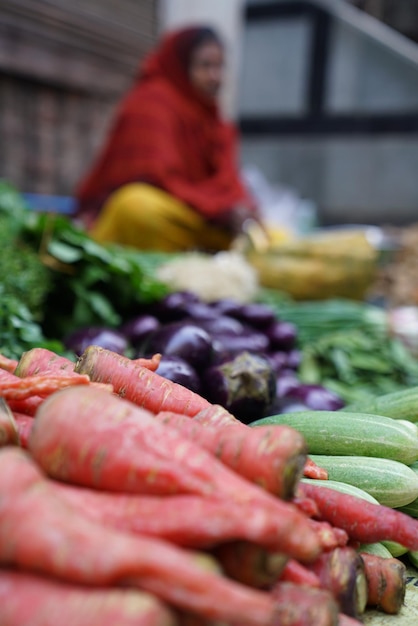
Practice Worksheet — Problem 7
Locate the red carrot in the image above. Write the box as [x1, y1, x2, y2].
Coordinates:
[277, 559, 321, 588]
[0, 448, 283, 626]
[292, 493, 320, 518]
[14, 347, 77, 377]
[0, 369, 43, 415]
[308, 519, 348, 551]
[0, 399, 19, 447]
[212, 541, 287, 589]
[0, 368, 19, 383]
[309, 547, 368, 619]
[300, 481, 418, 551]
[50, 483, 297, 552]
[359, 552, 406, 614]
[29, 386, 320, 563]
[0, 373, 91, 400]
[269, 582, 339, 626]
[0, 353, 18, 373]
[74, 346, 211, 416]
[303, 456, 329, 480]
[6, 395, 44, 417]
[12, 412, 33, 449]
[192, 405, 328, 490]
[0, 570, 176, 626]
[133, 353, 162, 371]
[155, 410, 307, 499]
[337, 615, 364, 626]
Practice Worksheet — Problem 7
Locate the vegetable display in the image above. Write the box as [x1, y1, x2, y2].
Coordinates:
[258, 291, 418, 405]
[3, 183, 418, 623]
[0, 344, 418, 625]
[65, 292, 345, 422]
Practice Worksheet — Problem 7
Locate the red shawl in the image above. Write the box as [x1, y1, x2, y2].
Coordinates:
[75, 26, 254, 225]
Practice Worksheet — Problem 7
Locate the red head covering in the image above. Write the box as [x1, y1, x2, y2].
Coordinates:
[140, 26, 222, 113]
[75, 25, 255, 225]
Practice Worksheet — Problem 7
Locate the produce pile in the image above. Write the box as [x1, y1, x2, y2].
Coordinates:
[1, 346, 418, 625]
[259, 294, 418, 405]
[2, 181, 418, 412]
[63, 291, 346, 423]
[4, 182, 418, 623]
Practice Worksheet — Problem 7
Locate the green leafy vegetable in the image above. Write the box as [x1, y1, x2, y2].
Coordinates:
[19, 206, 172, 339]
[258, 288, 418, 404]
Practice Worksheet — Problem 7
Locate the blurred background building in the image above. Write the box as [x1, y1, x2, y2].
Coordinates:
[1, 0, 418, 225]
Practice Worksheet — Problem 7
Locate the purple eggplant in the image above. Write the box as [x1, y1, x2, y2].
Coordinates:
[285, 348, 302, 370]
[181, 301, 219, 320]
[191, 315, 247, 337]
[64, 326, 128, 356]
[140, 322, 214, 370]
[201, 351, 276, 424]
[209, 332, 270, 359]
[152, 291, 200, 321]
[155, 355, 201, 393]
[265, 351, 290, 374]
[282, 383, 345, 411]
[276, 369, 301, 398]
[121, 314, 161, 347]
[210, 298, 246, 317]
[265, 320, 297, 351]
[228, 302, 277, 329]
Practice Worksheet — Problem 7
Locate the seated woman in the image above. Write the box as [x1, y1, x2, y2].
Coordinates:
[74, 25, 264, 252]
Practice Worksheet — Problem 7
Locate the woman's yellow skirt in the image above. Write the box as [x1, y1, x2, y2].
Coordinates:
[89, 183, 233, 253]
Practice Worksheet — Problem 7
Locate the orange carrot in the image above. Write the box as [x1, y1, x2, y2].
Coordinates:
[29, 386, 320, 563]
[14, 347, 77, 377]
[0, 353, 18, 373]
[300, 481, 418, 551]
[154, 410, 307, 499]
[0, 448, 283, 626]
[74, 346, 211, 416]
[212, 541, 287, 589]
[360, 552, 406, 614]
[269, 582, 339, 626]
[0, 570, 176, 626]
[49, 483, 297, 552]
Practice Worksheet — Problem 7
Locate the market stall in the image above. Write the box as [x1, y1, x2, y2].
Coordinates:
[2, 180, 418, 625]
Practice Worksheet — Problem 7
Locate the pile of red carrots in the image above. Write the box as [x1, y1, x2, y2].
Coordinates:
[0, 345, 416, 626]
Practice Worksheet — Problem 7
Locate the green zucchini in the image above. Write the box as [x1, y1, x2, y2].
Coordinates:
[397, 497, 418, 518]
[359, 543, 393, 559]
[408, 551, 418, 569]
[251, 411, 418, 465]
[343, 386, 418, 422]
[309, 454, 418, 508]
[380, 541, 408, 558]
[408, 460, 418, 473]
